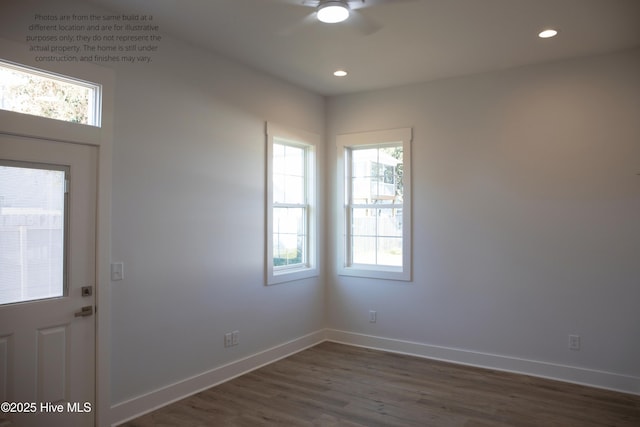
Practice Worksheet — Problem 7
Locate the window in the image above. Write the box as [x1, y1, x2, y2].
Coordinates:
[266, 123, 318, 284]
[0, 60, 101, 126]
[337, 128, 412, 281]
[0, 161, 69, 305]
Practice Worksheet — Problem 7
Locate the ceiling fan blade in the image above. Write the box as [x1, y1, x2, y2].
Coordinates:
[272, 0, 318, 7]
[348, 0, 417, 10]
[277, 11, 318, 36]
[349, 9, 382, 35]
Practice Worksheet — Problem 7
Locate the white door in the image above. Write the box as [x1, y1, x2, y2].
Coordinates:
[0, 135, 96, 427]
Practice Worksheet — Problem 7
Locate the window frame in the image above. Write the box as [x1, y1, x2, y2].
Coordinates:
[266, 122, 319, 285]
[0, 59, 102, 127]
[337, 127, 412, 281]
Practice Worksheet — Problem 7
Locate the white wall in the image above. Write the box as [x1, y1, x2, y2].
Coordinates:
[326, 48, 640, 391]
[1, 0, 327, 415]
[108, 36, 326, 405]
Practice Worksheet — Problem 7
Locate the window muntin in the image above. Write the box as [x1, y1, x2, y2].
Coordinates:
[266, 123, 318, 284]
[273, 143, 308, 269]
[0, 60, 101, 126]
[0, 161, 69, 305]
[348, 145, 403, 267]
[338, 128, 412, 281]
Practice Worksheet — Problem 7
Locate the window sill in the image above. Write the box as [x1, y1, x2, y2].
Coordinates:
[267, 266, 318, 285]
[338, 265, 411, 282]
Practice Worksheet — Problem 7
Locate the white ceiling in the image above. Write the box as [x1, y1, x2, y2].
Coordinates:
[90, 0, 640, 95]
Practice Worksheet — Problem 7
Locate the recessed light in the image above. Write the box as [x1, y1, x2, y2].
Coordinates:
[317, 1, 350, 24]
[538, 29, 558, 39]
[333, 69, 348, 77]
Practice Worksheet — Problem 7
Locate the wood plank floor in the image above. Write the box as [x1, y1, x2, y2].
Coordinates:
[122, 342, 640, 426]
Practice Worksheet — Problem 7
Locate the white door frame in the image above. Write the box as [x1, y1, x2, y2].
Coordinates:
[1, 37, 114, 427]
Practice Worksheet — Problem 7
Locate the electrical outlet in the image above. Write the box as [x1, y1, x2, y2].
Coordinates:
[224, 332, 232, 348]
[369, 310, 377, 323]
[569, 334, 581, 351]
[225, 331, 239, 347]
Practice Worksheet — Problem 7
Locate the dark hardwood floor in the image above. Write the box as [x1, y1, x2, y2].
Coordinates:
[122, 341, 640, 426]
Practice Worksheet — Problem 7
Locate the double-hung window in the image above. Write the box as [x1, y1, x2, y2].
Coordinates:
[337, 128, 412, 281]
[266, 123, 318, 285]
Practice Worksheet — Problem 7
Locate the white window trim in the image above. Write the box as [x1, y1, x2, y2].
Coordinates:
[337, 127, 412, 281]
[266, 122, 319, 285]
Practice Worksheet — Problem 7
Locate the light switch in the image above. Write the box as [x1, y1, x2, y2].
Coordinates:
[111, 262, 124, 281]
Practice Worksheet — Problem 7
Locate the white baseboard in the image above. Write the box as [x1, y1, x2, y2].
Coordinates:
[110, 330, 326, 426]
[110, 328, 639, 425]
[325, 329, 640, 396]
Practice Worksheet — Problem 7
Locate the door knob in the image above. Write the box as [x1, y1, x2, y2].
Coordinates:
[74, 305, 94, 317]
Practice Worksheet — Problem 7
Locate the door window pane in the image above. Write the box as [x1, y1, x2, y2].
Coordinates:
[0, 163, 67, 305]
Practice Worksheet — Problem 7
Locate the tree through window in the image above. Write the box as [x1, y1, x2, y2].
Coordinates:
[0, 60, 100, 126]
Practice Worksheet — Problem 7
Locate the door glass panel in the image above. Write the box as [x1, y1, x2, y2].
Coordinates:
[0, 162, 67, 305]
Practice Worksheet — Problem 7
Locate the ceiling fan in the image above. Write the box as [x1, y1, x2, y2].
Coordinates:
[277, 0, 415, 35]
